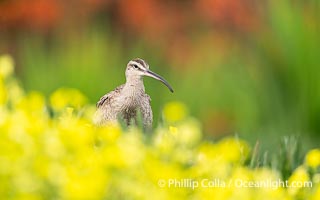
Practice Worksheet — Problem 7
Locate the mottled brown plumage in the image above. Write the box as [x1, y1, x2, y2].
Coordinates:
[94, 58, 173, 129]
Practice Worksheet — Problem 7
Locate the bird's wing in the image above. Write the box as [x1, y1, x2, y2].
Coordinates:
[140, 93, 153, 128]
[96, 84, 124, 108]
[144, 93, 151, 103]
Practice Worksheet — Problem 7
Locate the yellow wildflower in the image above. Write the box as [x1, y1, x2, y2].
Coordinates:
[313, 173, 320, 184]
[169, 126, 178, 136]
[216, 137, 250, 164]
[305, 149, 320, 169]
[163, 101, 188, 122]
[0, 54, 14, 78]
[228, 166, 253, 199]
[62, 165, 108, 200]
[6, 79, 25, 105]
[288, 166, 311, 197]
[50, 88, 87, 111]
[175, 119, 202, 147]
[96, 122, 122, 143]
[0, 80, 7, 105]
[154, 126, 177, 154]
[253, 168, 290, 200]
[311, 184, 320, 200]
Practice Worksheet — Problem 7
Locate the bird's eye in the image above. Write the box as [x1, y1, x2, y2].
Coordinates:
[133, 64, 139, 69]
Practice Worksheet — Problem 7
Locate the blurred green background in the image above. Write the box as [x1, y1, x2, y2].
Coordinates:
[0, 0, 319, 150]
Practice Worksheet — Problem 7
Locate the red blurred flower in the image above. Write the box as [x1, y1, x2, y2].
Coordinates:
[0, 0, 112, 30]
[195, 0, 260, 32]
[0, 0, 62, 30]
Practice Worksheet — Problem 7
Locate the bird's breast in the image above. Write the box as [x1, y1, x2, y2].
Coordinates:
[117, 92, 140, 110]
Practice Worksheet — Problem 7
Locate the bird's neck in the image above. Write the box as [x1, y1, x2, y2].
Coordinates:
[124, 77, 145, 95]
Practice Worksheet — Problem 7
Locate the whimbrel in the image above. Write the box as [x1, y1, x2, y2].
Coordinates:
[94, 58, 174, 129]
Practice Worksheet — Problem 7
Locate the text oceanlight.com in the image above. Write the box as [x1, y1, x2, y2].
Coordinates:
[157, 178, 313, 190]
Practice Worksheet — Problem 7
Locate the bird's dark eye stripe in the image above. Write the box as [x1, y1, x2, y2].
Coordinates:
[132, 64, 140, 69]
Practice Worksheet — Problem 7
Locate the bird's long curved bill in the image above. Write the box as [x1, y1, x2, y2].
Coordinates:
[145, 70, 174, 93]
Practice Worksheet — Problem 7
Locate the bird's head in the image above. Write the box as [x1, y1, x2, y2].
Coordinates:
[126, 58, 174, 93]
